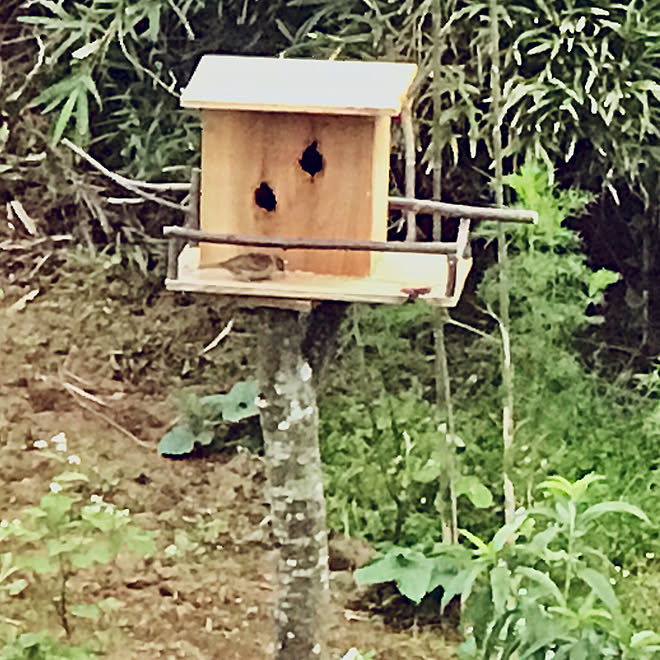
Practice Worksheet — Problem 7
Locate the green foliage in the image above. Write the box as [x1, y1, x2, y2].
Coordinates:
[470, 162, 621, 493]
[355, 545, 466, 604]
[158, 381, 259, 455]
[356, 475, 659, 658]
[0, 443, 155, 640]
[14, 0, 286, 175]
[280, 0, 660, 196]
[2, 488, 154, 576]
[321, 383, 492, 546]
[456, 474, 656, 659]
[163, 516, 228, 559]
[0, 632, 94, 659]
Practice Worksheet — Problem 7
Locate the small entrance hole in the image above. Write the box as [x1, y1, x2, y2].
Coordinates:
[254, 182, 277, 211]
[299, 141, 324, 178]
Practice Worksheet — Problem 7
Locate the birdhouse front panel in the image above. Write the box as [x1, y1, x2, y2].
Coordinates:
[181, 55, 417, 279]
[199, 109, 391, 276]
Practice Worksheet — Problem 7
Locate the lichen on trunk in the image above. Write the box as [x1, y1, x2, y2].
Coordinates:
[257, 307, 330, 660]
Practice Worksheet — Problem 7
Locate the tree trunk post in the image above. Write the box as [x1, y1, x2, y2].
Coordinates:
[256, 307, 330, 660]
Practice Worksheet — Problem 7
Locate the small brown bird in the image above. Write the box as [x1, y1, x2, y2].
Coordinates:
[206, 252, 285, 281]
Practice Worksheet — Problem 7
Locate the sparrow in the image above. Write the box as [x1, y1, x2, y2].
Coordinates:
[204, 252, 285, 281]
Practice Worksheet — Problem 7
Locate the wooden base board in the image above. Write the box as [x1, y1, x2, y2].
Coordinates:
[165, 245, 471, 307]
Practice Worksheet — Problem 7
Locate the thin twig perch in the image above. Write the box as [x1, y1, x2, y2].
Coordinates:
[163, 226, 460, 254]
[389, 197, 537, 223]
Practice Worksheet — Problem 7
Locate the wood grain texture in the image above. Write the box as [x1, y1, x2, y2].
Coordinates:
[199, 110, 390, 276]
[169, 246, 472, 307]
[181, 55, 417, 116]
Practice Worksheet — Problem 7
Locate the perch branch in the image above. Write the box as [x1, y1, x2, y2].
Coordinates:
[162, 227, 460, 255]
[389, 197, 537, 223]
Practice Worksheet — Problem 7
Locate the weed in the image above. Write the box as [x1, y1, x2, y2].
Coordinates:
[0, 433, 155, 644]
[356, 474, 660, 658]
[157, 381, 259, 456]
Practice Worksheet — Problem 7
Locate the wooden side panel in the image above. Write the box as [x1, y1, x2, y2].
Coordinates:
[369, 115, 392, 274]
[199, 110, 387, 277]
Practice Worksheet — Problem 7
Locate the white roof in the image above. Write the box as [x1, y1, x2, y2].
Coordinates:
[181, 55, 417, 116]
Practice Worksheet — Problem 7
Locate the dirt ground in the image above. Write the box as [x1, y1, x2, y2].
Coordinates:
[0, 240, 459, 658]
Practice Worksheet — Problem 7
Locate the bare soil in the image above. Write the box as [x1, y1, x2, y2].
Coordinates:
[0, 243, 459, 658]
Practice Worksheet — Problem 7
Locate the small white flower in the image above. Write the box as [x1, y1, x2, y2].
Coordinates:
[67, 454, 81, 465]
[622, 569, 630, 578]
[90, 494, 103, 504]
[33, 440, 48, 449]
[49, 482, 62, 493]
[51, 432, 67, 452]
[0, 520, 8, 528]
[646, 552, 655, 559]
[615, 565, 621, 572]
[300, 362, 312, 382]
[420, 497, 427, 505]
[518, 588, 527, 596]
[609, 578, 616, 585]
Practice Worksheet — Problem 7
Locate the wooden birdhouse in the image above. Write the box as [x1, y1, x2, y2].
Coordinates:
[168, 55, 480, 306]
[181, 55, 416, 278]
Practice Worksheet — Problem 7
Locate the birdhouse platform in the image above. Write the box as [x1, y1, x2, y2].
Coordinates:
[166, 55, 474, 307]
[167, 243, 472, 306]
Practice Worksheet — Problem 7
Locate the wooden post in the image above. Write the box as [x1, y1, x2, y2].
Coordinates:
[257, 308, 330, 660]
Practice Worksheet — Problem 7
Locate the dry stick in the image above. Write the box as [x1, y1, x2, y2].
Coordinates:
[61, 383, 152, 449]
[401, 99, 417, 242]
[489, 0, 516, 526]
[61, 138, 190, 197]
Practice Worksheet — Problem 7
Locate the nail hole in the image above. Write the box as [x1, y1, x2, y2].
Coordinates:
[299, 141, 324, 178]
[255, 182, 277, 211]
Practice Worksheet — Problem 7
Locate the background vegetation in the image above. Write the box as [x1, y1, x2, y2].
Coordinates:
[1, 0, 660, 656]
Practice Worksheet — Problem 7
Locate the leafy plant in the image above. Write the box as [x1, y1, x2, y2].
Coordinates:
[0, 631, 94, 659]
[355, 544, 467, 604]
[163, 515, 228, 559]
[454, 475, 658, 658]
[321, 384, 492, 546]
[0, 436, 155, 640]
[356, 474, 659, 658]
[158, 380, 259, 456]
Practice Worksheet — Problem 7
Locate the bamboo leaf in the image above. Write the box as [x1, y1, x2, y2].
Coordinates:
[576, 567, 620, 614]
[52, 88, 79, 144]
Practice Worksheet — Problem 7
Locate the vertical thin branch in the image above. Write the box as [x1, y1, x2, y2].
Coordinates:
[431, 0, 458, 543]
[401, 99, 417, 242]
[434, 308, 458, 543]
[641, 230, 650, 352]
[431, 0, 444, 242]
[489, 0, 516, 525]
